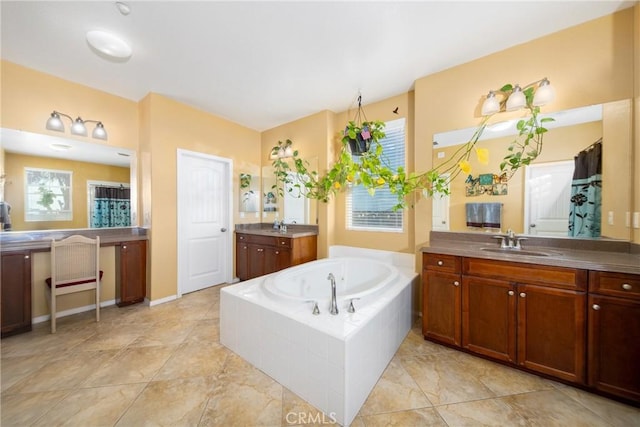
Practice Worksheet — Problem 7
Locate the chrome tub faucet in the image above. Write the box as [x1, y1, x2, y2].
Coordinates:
[327, 273, 338, 315]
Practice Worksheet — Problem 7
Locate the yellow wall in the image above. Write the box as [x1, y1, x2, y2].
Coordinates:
[141, 93, 261, 300]
[414, 7, 636, 253]
[634, 4, 640, 243]
[4, 153, 130, 231]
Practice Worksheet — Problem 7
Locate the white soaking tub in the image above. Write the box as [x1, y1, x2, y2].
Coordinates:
[220, 246, 418, 426]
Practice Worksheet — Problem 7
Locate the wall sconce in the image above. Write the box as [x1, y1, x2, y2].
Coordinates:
[481, 78, 555, 116]
[45, 111, 108, 140]
[270, 139, 294, 160]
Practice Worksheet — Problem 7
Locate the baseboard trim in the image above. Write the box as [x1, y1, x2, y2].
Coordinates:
[147, 294, 178, 307]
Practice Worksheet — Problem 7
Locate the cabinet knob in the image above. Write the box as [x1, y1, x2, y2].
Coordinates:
[437, 260, 443, 266]
[453, 281, 460, 286]
[519, 292, 526, 298]
[25, 255, 30, 260]
[242, 246, 247, 250]
[622, 283, 632, 291]
[257, 248, 264, 252]
[123, 245, 127, 249]
[281, 241, 286, 245]
[239, 236, 244, 240]
[592, 304, 601, 311]
[275, 251, 279, 255]
[508, 290, 515, 296]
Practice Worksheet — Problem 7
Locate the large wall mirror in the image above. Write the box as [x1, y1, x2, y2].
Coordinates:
[261, 156, 319, 225]
[1, 128, 136, 232]
[432, 100, 632, 240]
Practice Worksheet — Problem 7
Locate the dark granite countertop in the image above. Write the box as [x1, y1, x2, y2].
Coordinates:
[422, 231, 640, 275]
[235, 223, 318, 238]
[0, 227, 148, 252]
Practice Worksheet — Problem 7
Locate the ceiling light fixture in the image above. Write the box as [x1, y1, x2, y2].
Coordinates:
[481, 78, 555, 116]
[46, 111, 108, 140]
[115, 2, 131, 15]
[86, 30, 132, 59]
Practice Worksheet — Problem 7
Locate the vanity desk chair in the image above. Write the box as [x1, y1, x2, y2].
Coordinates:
[46, 235, 102, 333]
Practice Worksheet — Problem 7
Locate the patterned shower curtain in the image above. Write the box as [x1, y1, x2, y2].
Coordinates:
[91, 186, 131, 228]
[568, 141, 602, 237]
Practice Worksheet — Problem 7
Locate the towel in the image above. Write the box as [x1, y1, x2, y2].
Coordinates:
[465, 203, 483, 228]
[483, 203, 502, 229]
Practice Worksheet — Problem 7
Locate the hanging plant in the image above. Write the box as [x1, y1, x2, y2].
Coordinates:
[271, 84, 553, 210]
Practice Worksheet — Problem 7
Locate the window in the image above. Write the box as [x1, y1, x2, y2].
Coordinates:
[346, 118, 405, 232]
[25, 168, 72, 221]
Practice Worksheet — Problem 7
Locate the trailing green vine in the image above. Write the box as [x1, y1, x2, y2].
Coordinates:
[271, 84, 553, 210]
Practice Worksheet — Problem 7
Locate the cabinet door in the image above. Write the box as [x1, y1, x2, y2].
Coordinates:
[462, 276, 516, 362]
[266, 247, 291, 274]
[588, 294, 640, 401]
[116, 241, 146, 306]
[1, 251, 32, 337]
[423, 270, 461, 346]
[247, 244, 266, 279]
[517, 284, 586, 383]
[236, 239, 249, 281]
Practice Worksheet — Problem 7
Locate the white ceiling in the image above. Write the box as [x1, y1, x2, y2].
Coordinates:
[1, 1, 635, 132]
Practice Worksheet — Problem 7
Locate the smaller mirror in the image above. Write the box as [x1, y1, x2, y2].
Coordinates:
[239, 173, 260, 213]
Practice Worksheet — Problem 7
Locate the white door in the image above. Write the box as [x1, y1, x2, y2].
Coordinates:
[177, 149, 232, 295]
[525, 161, 574, 236]
[432, 174, 450, 231]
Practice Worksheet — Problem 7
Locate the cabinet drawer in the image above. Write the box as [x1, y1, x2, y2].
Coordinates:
[275, 237, 291, 248]
[589, 271, 640, 300]
[237, 233, 275, 246]
[423, 253, 461, 273]
[463, 258, 587, 290]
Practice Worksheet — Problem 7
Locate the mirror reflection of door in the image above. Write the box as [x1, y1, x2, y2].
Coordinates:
[283, 171, 308, 224]
[432, 174, 450, 231]
[525, 161, 574, 236]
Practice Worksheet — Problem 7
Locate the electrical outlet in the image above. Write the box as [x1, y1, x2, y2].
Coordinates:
[607, 211, 614, 225]
[437, 152, 445, 159]
[634, 212, 640, 229]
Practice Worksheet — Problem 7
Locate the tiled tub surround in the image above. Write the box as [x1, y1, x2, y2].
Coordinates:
[220, 246, 418, 426]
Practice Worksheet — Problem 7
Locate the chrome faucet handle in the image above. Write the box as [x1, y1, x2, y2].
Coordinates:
[514, 236, 528, 249]
[305, 300, 320, 315]
[492, 235, 508, 249]
[347, 298, 360, 313]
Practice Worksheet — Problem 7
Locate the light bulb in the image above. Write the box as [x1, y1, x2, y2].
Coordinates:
[481, 91, 500, 116]
[506, 85, 525, 111]
[533, 78, 555, 106]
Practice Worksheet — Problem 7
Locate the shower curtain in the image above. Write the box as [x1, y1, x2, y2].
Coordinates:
[91, 186, 131, 228]
[568, 141, 602, 237]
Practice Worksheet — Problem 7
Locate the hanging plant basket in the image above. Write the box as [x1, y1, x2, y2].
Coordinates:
[342, 95, 383, 156]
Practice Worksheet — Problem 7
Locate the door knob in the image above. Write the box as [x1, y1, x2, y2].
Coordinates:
[221, 227, 227, 232]
[530, 224, 536, 228]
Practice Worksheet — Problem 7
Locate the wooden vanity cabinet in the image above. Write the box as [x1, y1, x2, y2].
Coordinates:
[422, 254, 462, 346]
[115, 240, 147, 307]
[236, 232, 316, 281]
[1, 251, 32, 337]
[587, 271, 640, 402]
[462, 257, 587, 384]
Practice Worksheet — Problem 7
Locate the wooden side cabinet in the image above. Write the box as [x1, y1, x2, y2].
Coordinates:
[1, 251, 32, 337]
[115, 240, 146, 307]
[588, 271, 640, 402]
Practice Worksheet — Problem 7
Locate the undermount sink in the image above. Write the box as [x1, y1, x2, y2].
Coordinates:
[480, 247, 554, 257]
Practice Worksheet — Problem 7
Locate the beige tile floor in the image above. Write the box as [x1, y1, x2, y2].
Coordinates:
[2, 284, 639, 426]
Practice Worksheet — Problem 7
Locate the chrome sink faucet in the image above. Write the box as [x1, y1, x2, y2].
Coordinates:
[327, 273, 338, 315]
[493, 228, 527, 249]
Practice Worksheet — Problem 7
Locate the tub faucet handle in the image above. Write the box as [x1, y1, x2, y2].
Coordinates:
[306, 300, 320, 315]
[347, 298, 360, 313]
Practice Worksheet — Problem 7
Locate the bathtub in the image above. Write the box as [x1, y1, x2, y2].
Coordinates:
[262, 257, 399, 309]
[221, 246, 418, 426]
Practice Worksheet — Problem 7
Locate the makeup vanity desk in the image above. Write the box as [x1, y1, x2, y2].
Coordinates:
[1, 227, 148, 337]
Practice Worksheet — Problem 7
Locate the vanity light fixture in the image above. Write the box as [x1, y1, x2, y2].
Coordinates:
[46, 111, 108, 140]
[481, 78, 555, 116]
